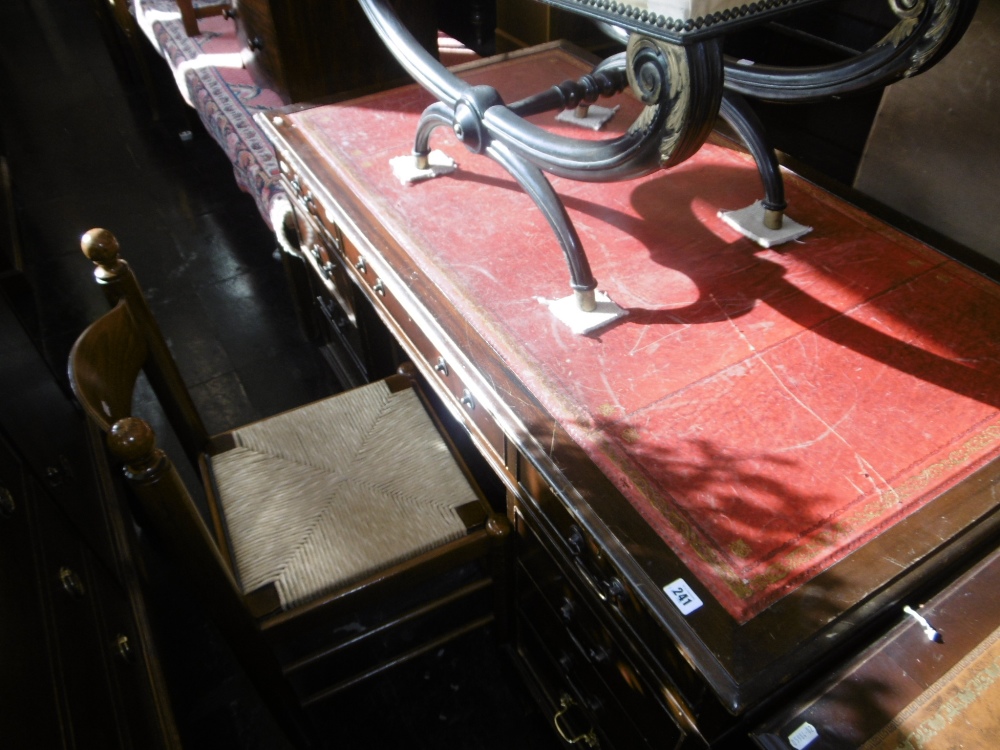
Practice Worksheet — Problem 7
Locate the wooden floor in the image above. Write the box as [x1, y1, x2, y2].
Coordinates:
[0, 1, 555, 747]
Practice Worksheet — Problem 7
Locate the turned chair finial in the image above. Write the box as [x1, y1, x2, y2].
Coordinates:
[81, 227, 120, 264]
[108, 417, 158, 468]
[81, 228, 126, 280]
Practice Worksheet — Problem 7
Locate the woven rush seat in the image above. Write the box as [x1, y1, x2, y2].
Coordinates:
[208, 379, 475, 611]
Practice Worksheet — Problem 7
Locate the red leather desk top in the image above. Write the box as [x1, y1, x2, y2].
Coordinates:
[280, 48, 1000, 622]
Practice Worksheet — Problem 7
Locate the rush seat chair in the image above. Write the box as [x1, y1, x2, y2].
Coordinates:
[68, 228, 510, 745]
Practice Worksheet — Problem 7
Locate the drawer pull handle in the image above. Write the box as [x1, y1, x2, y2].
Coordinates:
[587, 646, 610, 664]
[573, 557, 625, 606]
[45, 455, 73, 487]
[566, 524, 584, 555]
[559, 597, 575, 623]
[59, 567, 86, 599]
[373, 279, 386, 297]
[248, 36, 264, 53]
[115, 634, 135, 663]
[0, 486, 14, 518]
[355, 257, 367, 274]
[553, 695, 599, 748]
[434, 357, 449, 377]
[460, 390, 476, 411]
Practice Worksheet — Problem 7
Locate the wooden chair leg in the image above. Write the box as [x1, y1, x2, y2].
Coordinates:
[176, 0, 231, 37]
[487, 510, 513, 642]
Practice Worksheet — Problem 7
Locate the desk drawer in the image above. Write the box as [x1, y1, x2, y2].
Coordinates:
[517, 459, 708, 712]
[34, 481, 129, 748]
[515, 505, 693, 749]
[289, 201, 355, 322]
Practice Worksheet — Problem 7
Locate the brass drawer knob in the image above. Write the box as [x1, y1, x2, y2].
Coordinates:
[115, 634, 135, 663]
[559, 597, 575, 623]
[59, 567, 86, 598]
[44, 455, 73, 487]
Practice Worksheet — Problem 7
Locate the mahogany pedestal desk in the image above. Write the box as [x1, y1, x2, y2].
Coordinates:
[259, 44, 1000, 748]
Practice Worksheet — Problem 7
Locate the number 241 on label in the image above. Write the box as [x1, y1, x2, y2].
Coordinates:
[664, 578, 704, 615]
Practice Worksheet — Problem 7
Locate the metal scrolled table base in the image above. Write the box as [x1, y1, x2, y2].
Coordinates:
[355, 0, 977, 326]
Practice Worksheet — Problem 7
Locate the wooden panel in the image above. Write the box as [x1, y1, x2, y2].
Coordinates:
[0, 435, 65, 750]
[496, 0, 608, 52]
[234, 0, 440, 103]
[233, 0, 285, 95]
[753, 543, 1000, 748]
[33, 490, 126, 749]
[854, 1, 1000, 264]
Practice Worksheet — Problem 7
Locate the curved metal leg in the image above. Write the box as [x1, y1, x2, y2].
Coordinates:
[411, 90, 601, 309]
[486, 140, 597, 310]
[720, 91, 785, 229]
[413, 101, 456, 169]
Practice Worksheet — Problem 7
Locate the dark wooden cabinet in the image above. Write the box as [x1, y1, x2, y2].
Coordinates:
[511, 493, 695, 749]
[232, 0, 440, 103]
[0, 335, 178, 749]
[0, 435, 65, 750]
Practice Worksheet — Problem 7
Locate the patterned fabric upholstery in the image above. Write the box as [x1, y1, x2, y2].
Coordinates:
[208, 380, 475, 610]
[133, 0, 285, 227]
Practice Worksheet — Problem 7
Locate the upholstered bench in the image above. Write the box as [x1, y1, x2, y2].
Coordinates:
[133, 0, 288, 230]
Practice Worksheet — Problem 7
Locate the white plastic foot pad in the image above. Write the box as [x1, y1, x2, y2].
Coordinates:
[555, 105, 620, 131]
[540, 291, 628, 334]
[390, 150, 457, 185]
[718, 200, 812, 248]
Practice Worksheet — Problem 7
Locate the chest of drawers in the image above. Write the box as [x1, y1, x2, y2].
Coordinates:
[0, 308, 178, 749]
